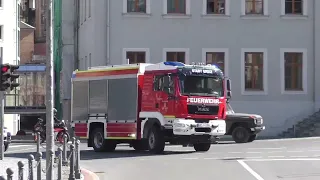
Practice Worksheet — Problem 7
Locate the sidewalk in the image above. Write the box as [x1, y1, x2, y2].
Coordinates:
[0, 156, 70, 179]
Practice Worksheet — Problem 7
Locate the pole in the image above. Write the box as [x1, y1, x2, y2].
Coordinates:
[0, 91, 4, 160]
[0, 52, 4, 160]
[46, 0, 54, 179]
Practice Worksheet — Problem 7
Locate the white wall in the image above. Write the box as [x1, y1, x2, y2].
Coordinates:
[0, 0, 20, 135]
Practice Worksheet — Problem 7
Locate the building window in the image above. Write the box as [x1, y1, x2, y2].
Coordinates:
[18, 30, 20, 57]
[126, 52, 146, 64]
[284, 52, 303, 91]
[285, 0, 302, 14]
[123, 48, 150, 64]
[0, 47, 3, 61]
[0, 25, 3, 40]
[206, 52, 225, 72]
[164, 48, 189, 64]
[206, 0, 226, 14]
[202, 48, 229, 75]
[245, 0, 263, 14]
[0, 0, 2, 8]
[127, 0, 146, 13]
[89, 53, 91, 67]
[281, 49, 307, 94]
[244, 52, 264, 91]
[167, 52, 185, 63]
[241, 49, 267, 95]
[167, 0, 186, 14]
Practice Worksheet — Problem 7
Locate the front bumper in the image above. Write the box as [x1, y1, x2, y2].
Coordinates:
[250, 126, 265, 134]
[172, 119, 226, 136]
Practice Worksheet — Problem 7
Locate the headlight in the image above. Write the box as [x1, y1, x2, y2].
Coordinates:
[173, 123, 186, 128]
[254, 118, 263, 125]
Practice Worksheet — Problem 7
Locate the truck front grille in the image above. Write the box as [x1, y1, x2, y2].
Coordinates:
[187, 105, 219, 115]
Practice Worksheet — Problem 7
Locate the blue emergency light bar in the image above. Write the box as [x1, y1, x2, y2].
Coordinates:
[163, 61, 185, 66]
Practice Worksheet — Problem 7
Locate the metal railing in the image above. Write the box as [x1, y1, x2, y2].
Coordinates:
[0, 133, 82, 180]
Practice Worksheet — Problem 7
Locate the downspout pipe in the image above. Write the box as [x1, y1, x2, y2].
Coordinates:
[313, 0, 316, 111]
[106, 0, 110, 65]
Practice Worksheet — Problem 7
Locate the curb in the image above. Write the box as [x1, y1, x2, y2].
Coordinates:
[81, 168, 100, 180]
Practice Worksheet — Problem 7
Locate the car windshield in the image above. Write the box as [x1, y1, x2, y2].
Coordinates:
[179, 75, 224, 97]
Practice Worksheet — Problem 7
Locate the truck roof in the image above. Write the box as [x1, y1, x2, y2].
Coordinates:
[72, 62, 223, 79]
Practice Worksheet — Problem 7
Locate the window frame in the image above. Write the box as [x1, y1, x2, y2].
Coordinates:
[122, 48, 150, 64]
[281, 0, 308, 18]
[280, 48, 307, 95]
[241, 0, 269, 17]
[202, 0, 230, 17]
[241, 48, 268, 95]
[163, 0, 191, 18]
[163, 48, 190, 64]
[202, 48, 229, 77]
[123, 0, 151, 16]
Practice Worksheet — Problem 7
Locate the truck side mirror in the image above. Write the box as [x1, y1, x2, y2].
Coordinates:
[226, 79, 232, 100]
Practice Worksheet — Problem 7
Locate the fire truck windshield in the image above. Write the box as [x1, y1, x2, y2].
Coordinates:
[179, 75, 224, 97]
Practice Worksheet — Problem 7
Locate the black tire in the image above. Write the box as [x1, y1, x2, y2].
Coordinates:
[147, 126, 165, 154]
[132, 140, 148, 151]
[248, 134, 257, 142]
[4, 143, 9, 152]
[193, 143, 211, 152]
[91, 128, 117, 152]
[232, 126, 250, 143]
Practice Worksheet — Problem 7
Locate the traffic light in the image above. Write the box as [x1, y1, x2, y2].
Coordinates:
[0, 64, 20, 91]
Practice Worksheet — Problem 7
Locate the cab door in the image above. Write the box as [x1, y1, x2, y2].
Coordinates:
[153, 74, 176, 117]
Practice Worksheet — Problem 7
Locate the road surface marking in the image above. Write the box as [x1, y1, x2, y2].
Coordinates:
[308, 149, 320, 152]
[248, 147, 286, 150]
[242, 158, 320, 162]
[267, 151, 283, 153]
[257, 137, 320, 142]
[312, 155, 320, 157]
[6, 147, 36, 153]
[10, 145, 34, 148]
[222, 157, 242, 159]
[237, 160, 264, 180]
[287, 150, 303, 153]
[267, 156, 285, 158]
[247, 152, 262, 154]
[246, 156, 263, 159]
[289, 156, 308, 158]
[182, 157, 198, 160]
[204, 157, 220, 160]
[228, 152, 242, 154]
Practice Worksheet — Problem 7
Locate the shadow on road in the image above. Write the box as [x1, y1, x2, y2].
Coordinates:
[80, 149, 194, 160]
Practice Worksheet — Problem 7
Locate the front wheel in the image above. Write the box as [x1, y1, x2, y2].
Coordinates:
[56, 131, 70, 144]
[232, 126, 250, 143]
[248, 134, 257, 142]
[147, 126, 165, 154]
[193, 143, 211, 152]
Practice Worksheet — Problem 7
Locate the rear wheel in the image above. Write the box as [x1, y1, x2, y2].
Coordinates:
[91, 128, 117, 152]
[193, 143, 211, 152]
[147, 126, 165, 154]
[232, 126, 250, 143]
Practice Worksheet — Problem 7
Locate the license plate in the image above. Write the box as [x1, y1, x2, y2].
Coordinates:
[196, 123, 210, 128]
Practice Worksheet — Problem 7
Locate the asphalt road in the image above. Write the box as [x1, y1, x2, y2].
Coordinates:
[4, 138, 320, 180]
[79, 138, 320, 180]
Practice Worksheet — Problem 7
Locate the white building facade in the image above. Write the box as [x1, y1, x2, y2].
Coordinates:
[0, 0, 21, 135]
[65, 0, 320, 137]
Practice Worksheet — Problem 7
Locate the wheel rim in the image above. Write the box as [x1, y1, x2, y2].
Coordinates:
[148, 131, 156, 149]
[236, 129, 245, 140]
[94, 132, 103, 148]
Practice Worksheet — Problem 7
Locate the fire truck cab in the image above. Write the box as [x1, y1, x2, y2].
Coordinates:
[71, 62, 231, 154]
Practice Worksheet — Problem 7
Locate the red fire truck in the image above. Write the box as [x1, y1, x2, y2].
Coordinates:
[71, 62, 232, 154]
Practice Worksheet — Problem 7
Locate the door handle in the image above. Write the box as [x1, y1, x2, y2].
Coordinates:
[155, 103, 159, 108]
